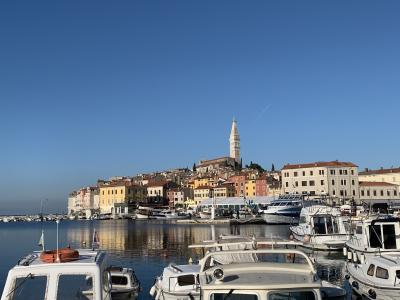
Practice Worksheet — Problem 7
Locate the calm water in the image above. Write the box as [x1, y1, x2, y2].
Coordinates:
[0, 220, 350, 299]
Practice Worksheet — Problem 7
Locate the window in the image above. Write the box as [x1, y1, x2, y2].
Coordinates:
[376, 267, 389, 279]
[369, 225, 382, 248]
[10, 275, 47, 300]
[367, 191, 370, 196]
[285, 182, 289, 187]
[302, 171, 305, 176]
[356, 226, 362, 234]
[294, 172, 298, 177]
[339, 170, 343, 175]
[395, 190, 398, 196]
[332, 180, 335, 185]
[381, 190, 384, 196]
[340, 190, 344, 196]
[373, 190, 377, 196]
[353, 190, 356, 196]
[112, 275, 128, 285]
[351, 170, 354, 175]
[121, 189, 123, 194]
[295, 181, 298, 187]
[309, 181, 315, 186]
[310, 171, 313, 176]
[367, 264, 375, 276]
[302, 181, 307, 187]
[57, 274, 94, 300]
[321, 180, 324, 185]
[268, 291, 316, 300]
[211, 293, 258, 300]
[177, 275, 196, 286]
[352, 180, 355, 185]
[383, 224, 396, 249]
[387, 191, 391, 196]
[330, 170, 335, 175]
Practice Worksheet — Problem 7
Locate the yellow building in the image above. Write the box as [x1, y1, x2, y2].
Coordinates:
[245, 178, 256, 197]
[359, 167, 400, 188]
[99, 182, 146, 214]
[213, 184, 235, 198]
[194, 177, 212, 189]
[194, 186, 212, 205]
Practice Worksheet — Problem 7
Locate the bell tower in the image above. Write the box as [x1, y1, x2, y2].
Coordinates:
[229, 118, 240, 163]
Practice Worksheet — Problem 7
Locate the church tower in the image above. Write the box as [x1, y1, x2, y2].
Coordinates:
[229, 118, 240, 163]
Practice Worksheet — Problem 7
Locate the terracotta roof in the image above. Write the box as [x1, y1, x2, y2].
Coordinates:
[282, 161, 358, 170]
[359, 167, 400, 176]
[359, 181, 397, 187]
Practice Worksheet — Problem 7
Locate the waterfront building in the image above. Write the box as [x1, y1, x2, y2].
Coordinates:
[245, 173, 257, 197]
[229, 118, 240, 163]
[99, 181, 146, 214]
[213, 183, 235, 198]
[67, 191, 78, 215]
[166, 187, 193, 208]
[194, 177, 213, 189]
[359, 181, 399, 204]
[196, 157, 236, 174]
[281, 161, 359, 202]
[194, 186, 212, 205]
[228, 174, 246, 197]
[359, 167, 400, 188]
[256, 174, 282, 197]
[146, 181, 178, 206]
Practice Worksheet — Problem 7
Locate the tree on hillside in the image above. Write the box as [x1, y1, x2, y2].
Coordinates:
[246, 161, 265, 173]
[193, 163, 196, 172]
[271, 163, 275, 172]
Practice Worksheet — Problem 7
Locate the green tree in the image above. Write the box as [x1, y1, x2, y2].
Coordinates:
[193, 163, 196, 172]
[271, 163, 275, 172]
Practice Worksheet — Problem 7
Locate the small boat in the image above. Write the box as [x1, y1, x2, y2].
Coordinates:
[261, 194, 303, 224]
[347, 253, 400, 299]
[135, 206, 155, 219]
[109, 266, 140, 299]
[1, 248, 113, 300]
[199, 208, 212, 219]
[150, 236, 346, 300]
[344, 214, 400, 262]
[290, 204, 350, 251]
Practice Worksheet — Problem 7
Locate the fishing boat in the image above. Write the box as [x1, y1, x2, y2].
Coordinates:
[109, 266, 141, 299]
[290, 204, 350, 251]
[150, 237, 346, 300]
[1, 248, 112, 300]
[346, 253, 400, 299]
[344, 214, 400, 262]
[261, 194, 303, 224]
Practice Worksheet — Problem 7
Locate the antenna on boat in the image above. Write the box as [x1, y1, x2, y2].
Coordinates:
[56, 219, 60, 263]
[38, 199, 47, 252]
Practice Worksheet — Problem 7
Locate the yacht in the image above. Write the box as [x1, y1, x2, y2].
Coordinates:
[150, 237, 346, 300]
[261, 194, 303, 224]
[135, 206, 155, 219]
[1, 248, 112, 300]
[344, 214, 400, 262]
[290, 205, 350, 250]
[347, 254, 400, 299]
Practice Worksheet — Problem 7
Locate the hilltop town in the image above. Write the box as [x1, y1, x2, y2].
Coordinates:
[68, 120, 400, 217]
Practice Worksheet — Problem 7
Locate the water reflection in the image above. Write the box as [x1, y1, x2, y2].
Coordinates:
[0, 220, 349, 299]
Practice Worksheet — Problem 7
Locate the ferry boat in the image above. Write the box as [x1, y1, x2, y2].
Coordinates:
[290, 205, 350, 250]
[1, 248, 112, 300]
[344, 214, 400, 262]
[150, 237, 346, 300]
[261, 194, 303, 224]
[347, 254, 400, 299]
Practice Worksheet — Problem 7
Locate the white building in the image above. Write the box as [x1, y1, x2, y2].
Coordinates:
[282, 161, 359, 202]
[359, 181, 399, 204]
[67, 187, 99, 215]
[359, 167, 400, 187]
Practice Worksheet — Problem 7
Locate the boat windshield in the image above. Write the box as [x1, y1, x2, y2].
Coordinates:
[57, 274, 94, 299]
[268, 291, 316, 300]
[312, 216, 339, 234]
[111, 275, 128, 286]
[8, 275, 47, 300]
[210, 292, 258, 300]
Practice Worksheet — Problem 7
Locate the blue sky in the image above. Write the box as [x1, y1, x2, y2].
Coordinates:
[1, 0, 399, 214]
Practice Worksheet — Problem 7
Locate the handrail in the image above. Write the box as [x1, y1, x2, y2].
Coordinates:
[199, 249, 316, 273]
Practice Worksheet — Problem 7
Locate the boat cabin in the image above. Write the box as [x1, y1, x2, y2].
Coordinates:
[1, 249, 111, 300]
[364, 255, 400, 286]
[353, 216, 400, 250]
[299, 206, 349, 235]
[198, 249, 325, 300]
[159, 264, 201, 294]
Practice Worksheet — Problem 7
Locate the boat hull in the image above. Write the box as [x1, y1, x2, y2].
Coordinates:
[262, 213, 299, 225]
[290, 229, 348, 251]
[347, 263, 400, 300]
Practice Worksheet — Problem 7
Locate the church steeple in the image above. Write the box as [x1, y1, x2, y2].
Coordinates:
[229, 118, 240, 163]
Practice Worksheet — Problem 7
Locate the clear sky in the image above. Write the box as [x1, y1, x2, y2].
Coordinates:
[1, 0, 399, 214]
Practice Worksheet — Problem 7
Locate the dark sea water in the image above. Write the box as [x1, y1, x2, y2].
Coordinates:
[0, 220, 351, 299]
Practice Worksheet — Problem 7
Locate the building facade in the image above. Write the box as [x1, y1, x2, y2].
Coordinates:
[228, 174, 246, 197]
[213, 184, 235, 198]
[359, 167, 400, 187]
[359, 181, 399, 203]
[282, 161, 359, 202]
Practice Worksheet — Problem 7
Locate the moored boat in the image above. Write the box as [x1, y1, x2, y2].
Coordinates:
[290, 204, 350, 251]
[261, 194, 303, 224]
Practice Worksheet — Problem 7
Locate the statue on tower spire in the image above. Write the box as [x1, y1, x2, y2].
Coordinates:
[229, 118, 240, 163]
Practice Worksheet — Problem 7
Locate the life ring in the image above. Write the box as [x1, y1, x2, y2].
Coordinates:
[40, 248, 79, 263]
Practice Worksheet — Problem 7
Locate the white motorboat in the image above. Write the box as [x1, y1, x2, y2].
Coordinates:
[135, 206, 155, 219]
[1, 248, 112, 300]
[290, 205, 350, 251]
[261, 194, 303, 224]
[109, 266, 140, 299]
[199, 208, 212, 219]
[347, 254, 400, 299]
[344, 214, 400, 262]
[150, 236, 346, 300]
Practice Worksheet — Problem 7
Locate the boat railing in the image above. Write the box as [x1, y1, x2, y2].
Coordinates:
[198, 248, 316, 273]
